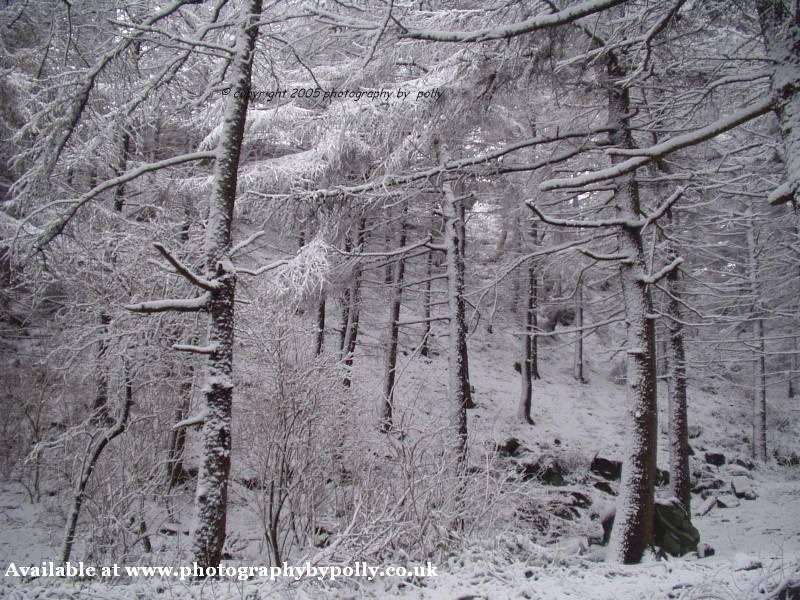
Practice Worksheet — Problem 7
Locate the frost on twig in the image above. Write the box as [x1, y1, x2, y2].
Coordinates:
[153, 243, 218, 291]
[173, 410, 208, 430]
[125, 293, 210, 314]
[270, 237, 330, 301]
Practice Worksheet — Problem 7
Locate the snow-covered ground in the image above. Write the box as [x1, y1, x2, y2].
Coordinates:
[1, 311, 798, 599]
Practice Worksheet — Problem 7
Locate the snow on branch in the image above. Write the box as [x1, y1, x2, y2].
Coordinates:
[331, 235, 433, 258]
[767, 175, 799, 206]
[236, 259, 289, 277]
[173, 410, 208, 430]
[302, 126, 613, 200]
[638, 257, 684, 284]
[527, 202, 637, 228]
[579, 248, 633, 262]
[396, 0, 629, 42]
[230, 231, 266, 257]
[153, 243, 218, 291]
[641, 186, 685, 227]
[35, 151, 216, 248]
[540, 97, 774, 191]
[173, 343, 218, 355]
[267, 237, 330, 299]
[125, 292, 210, 314]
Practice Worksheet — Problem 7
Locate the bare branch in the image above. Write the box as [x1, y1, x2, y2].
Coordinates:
[235, 259, 289, 276]
[173, 343, 218, 355]
[396, 0, 629, 43]
[125, 293, 210, 314]
[153, 243, 218, 291]
[540, 97, 774, 191]
[34, 151, 216, 248]
[173, 410, 207, 430]
[638, 257, 683, 284]
[230, 230, 266, 257]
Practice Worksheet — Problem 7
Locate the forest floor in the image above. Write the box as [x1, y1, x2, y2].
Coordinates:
[1, 316, 799, 599]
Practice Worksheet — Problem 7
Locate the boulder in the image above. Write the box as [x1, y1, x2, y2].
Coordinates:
[496, 437, 525, 458]
[692, 477, 725, 496]
[723, 464, 752, 479]
[733, 457, 755, 470]
[653, 499, 700, 557]
[590, 456, 622, 481]
[715, 494, 741, 509]
[731, 476, 758, 500]
[696, 495, 717, 516]
[704, 452, 726, 467]
[519, 456, 566, 486]
[593, 480, 616, 495]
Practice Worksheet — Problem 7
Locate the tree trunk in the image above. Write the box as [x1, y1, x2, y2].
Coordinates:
[456, 198, 475, 409]
[666, 259, 691, 515]
[420, 250, 433, 357]
[315, 295, 326, 356]
[518, 257, 536, 424]
[605, 54, 659, 565]
[435, 138, 468, 469]
[381, 203, 408, 432]
[746, 209, 768, 461]
[92, 313, 111, 421]
[756, 0, 800, 208]
[574, 279, 585, 383]
[343, 216, 366, 388]
[339, 237, 352, 356]
[167, 364, 192, 488]
[190, 0, 262, 569]
[62, 364, 132, 563]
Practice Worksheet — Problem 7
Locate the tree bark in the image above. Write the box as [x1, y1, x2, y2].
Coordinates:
[435, 138, 468, 469]
[315, 295, 326, 356]
[419, 250, 433, 357]
[62, 364, 132, 563]
[574, 278, 585, 383]
[518, 257, 536, 424]
[666, 252, 691, 515]
[756, 0, 800, 208]
[190, 0, 262, 569]
[343, 216, 366, 388]
[746, 208, 768, 461]
[381, 203, 408, 432]
[605, 54, 659, 565]
[456, 197, 475, 409]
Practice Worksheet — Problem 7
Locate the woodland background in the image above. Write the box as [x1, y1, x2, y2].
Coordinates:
[0, 0, 799, 598]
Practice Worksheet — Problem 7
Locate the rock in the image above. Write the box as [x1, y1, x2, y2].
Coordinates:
[733, 457, 755, 470]
[496, 437, 525, 458]
[519, 456, 566, 486]
[723, 464, 752, 479]
[593, 481, 616, 495]
[590, 456, 622, 481]
[697, 542, 715, 558]
[696, 496, 717, 516]
[704, 452, 726, 467]
[733, 553, 762, 571]
[715, 495, 740, 509]
[654, 498, 701, 557]
[657, 468, 670, 486]
[731, 476, 758, 500]
[567, 490, 592, 509]
[692, 478, 724, 495]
